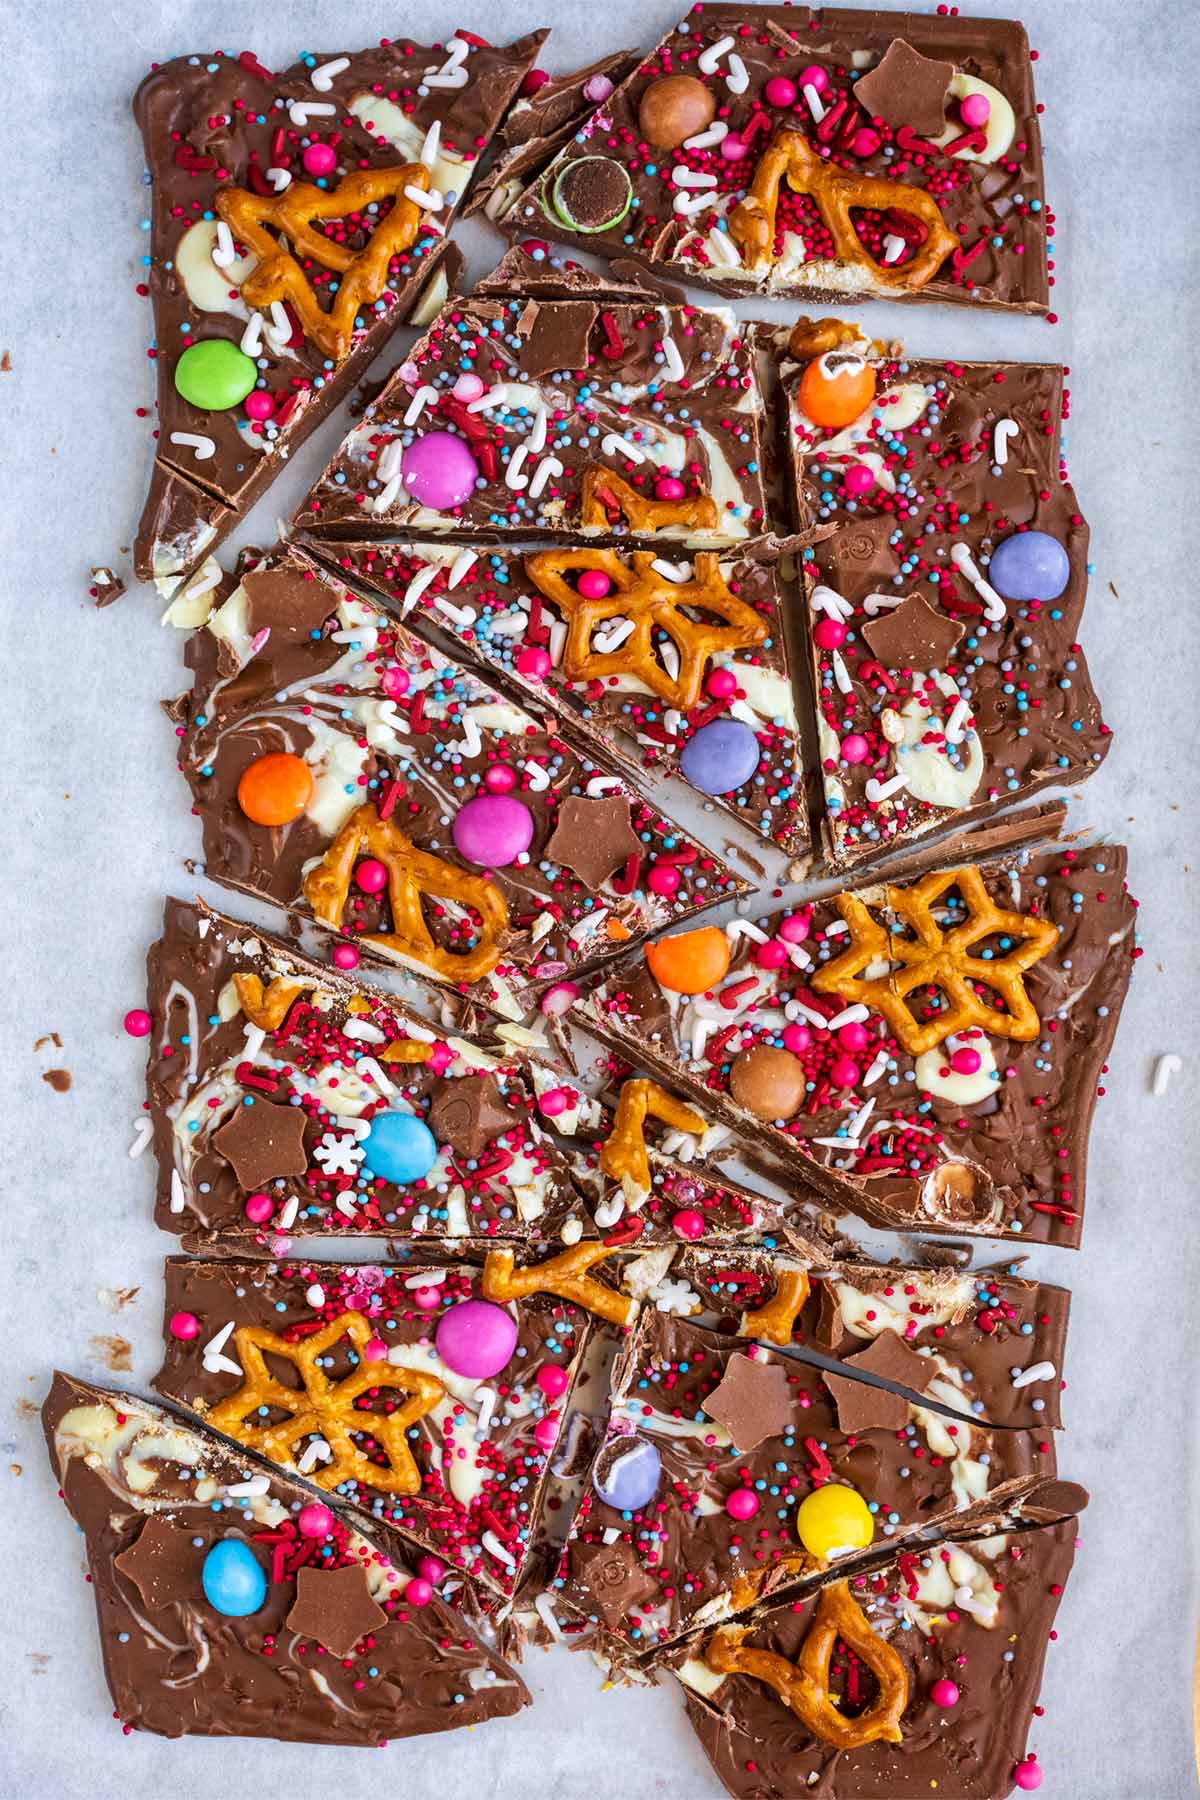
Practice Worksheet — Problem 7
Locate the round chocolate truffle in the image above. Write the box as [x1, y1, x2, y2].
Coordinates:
[551, 156, 633, 234]
[637, 74, 716, 150]
[729, 1044, 806, 1121]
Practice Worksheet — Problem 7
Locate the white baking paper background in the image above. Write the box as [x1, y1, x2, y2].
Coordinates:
[0, 1, 1197, 1795]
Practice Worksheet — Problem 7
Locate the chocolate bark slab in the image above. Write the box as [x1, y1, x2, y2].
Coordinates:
[146, 896, 595, 1247]
[153, 1257, 591, 1608]
[672, 1251, 1070, 1430]
[496, 6, 1050, 316]
[580, 839, 1137, 1247]
[778, 320, 1109, 869]
[292, 288, 770, 548]
[132, 33, 545, 590]
[171, 544, 747, 1017]
[551, 1308, 1054, 1659]
[43, 1370, 529, 1743]
[676, 1515, 1079, 1798]
[305, 536, 810, 855]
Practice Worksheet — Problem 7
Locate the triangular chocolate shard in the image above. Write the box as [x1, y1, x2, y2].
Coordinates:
[43, 1371, 529, 1743]
[132, 29, 546, 592]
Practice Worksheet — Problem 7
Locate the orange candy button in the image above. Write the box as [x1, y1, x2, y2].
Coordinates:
[645, 926, 731, 995]
[237, 752, 314, 826]
[798, 352, 877, 429]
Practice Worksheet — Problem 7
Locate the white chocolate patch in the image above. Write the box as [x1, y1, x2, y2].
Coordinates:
[894, 675, 983, 809]
[833, 1270, 976, 1339]
[347, 93, 469, 196]
[936, 74, 1016, 164]
[914, 1033, 1000, 1104]
[175, 219, 256, 316]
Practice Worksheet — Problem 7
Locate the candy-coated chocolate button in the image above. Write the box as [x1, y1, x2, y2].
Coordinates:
[174, 338, 258, 411]
[236, 751, 314, 826]
[798, 352, 876, 429]
[729, 1044, 806, 1121]
[201, 1539, 267, 1616]
[680, 717, 761, 795]
[400, 432, 479, 509]
[637, 74, 716, 149]
[551, 156, 633, 233]
[592, 1435, 661, 1511]
[795, 1484, 875, 1559]
[645, 926, 731, 995]
[452, 792, 534, 867]
[362, 1111, 438, 1183]
[435, 1299, 518, 1378]
[988, 529, 1070, 601]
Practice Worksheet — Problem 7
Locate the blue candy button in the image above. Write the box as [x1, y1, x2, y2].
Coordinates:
[363, 1111, 439, 1183]
[201, 1539, 267, 1617]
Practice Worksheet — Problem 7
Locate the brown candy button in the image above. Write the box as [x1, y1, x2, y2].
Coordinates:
[551, 156, 633, 232]
[637, 74, 715, 150]
[729, 1045, 806, 1121]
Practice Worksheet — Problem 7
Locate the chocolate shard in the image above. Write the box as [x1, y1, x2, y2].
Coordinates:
[426, 1073, 517, 1161]
[821, 1329, 935, 1434]
[285, 1563, 387, 1658]
[515, 299, 598, 375]
[211, 1096, 309, 1190]
[544, 794, 642, 890]
[853, 38, 954, 136]
[700, 1351, 794, 1453]
[43, 1370, 530, 1743]
[240, 564, 339, 643]
[860, 591, 965, 670]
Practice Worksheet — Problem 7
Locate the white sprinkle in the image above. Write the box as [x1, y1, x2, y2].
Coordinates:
[129, 1118, 154, 1159]
[993, 419, 1020, 466]
[355, 1055, 397, 1097]
[265, 300, 293, 351]
[584, 775, 624, 798]
[403, 384, 440, 426]
[239, 313, 265, 357]
[1152, 1053, 1183, 1096]
[826, 1003, 869, 1028]
[405, 184, 444, 212]
[862, 591, 906, 616]
[726, 918, 768, 944]
[786, 998, 829, 1029]
[534, 1592, 565, 1641]
[1011, 1360, 1055, 1391]
[523, 760, 551, 792]
[310, 56, 350, 90]
[950, 543, 1006, 623]
[377, 439, 406, 484]
[266, 166, 292, 192]
[594, 1195, 625, 1229]
[811, 583, 854, 621]
[335, 1194, 359, 1220]
[432, 595, 476, 629]
[467, 383, 507, 414]
[225, 1475, 271, 1498]
[343, 1017, 386, 1043]
[169, 431, 215, 461]
[845, 1098, 876, 1138]
[601, 432, 645, 465]
[672, 166, 718, 190]
[529, 454, 563, 498]
[401, 564, 440, 615]
[651, 558, 692, 582]
[288, 100, 336, 126]
[593, 616, 636, 653]
[529, 406, 549, 454]
[297, 1437, 332, 1473]
[419, 120, 441, 168]
[169, 1169, 186, 1213]
[706, 229, 741, 267]
[673, 190, 717, 219]
[482, 1530, 517, 1569]
[405, 1268, 447, 1290]
[505, 442, 531, 490]
[660, 336, 686, 382]
[372, 474, 405, 513]
[475, 1387, 497, 1437]
[203, 1352, 244, 1378]
[824, 918, 851, 938]
[697, 34, 734, 73]
[882, 233, 907, 266]
[204, 1321, 236, 1358]
[561, 1217, 584, 1246]
[684, 121, 728, 150]
[945, 697, 973, 745]
[861, 1049, 891, 1088]
[803, 81, 827, 122]
[306, 1283, 327, 1308]
[831, 649, 852, 694]
[866, 772, 909, 803]
[211, 220, 237, 268]
[725, 53, 749, 94]
[243, 1023, 266, 1062]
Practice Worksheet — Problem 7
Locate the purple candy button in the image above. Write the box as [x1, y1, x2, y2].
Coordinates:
[400, 431, 479, 510]
[988, 529, 1070, 602]
[680, 717, 761, 795]
[591, 1434, 661, 1511]
[452, 793, 534, 867]
[435, 1300, 518, 1379]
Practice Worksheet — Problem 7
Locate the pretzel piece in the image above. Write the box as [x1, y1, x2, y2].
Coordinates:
[481, 1243, 636, 1327]
[739, 1267, 811, 1345]
[811, 866, 1058, 1056]
[217, 165, 431, 361]
[380, 1038, 435, 1065]
[599, 1078, 706, 1197]
[206, 1310, 445, 1497]
[301, 803, 509, 986]
[232, 973, 311, 1030]
[729, 131, 957, 289]
[705, 1579, 908, 1750]
[523, 548, 766, 711]
[580, 467, 719, 536]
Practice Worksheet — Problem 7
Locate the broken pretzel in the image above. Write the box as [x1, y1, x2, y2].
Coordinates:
[481, 1242, 636, 1328]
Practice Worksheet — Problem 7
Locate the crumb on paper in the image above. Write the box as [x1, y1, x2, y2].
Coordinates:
[0, 352, 10, 372]
[89, 565, 127, 607]
[42, 1069, 72, 1093]
[98, 1286, 141, 1313]
[34, 1032, 63, 1051]
[90, 1334, 133, 1373]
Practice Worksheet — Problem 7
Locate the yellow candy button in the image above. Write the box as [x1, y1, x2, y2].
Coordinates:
[795, 1484, 875, 1560]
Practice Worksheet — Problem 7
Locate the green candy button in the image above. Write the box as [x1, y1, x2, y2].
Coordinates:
[174, 338, 257, 411]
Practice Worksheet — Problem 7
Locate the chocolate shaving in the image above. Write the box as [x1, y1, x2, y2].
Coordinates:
[853, 39, 954, 137]
[284, 1562, 387, 1658]
[861, 592, 965, 670]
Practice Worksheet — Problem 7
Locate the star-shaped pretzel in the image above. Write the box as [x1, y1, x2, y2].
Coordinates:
[481, 1242, 636, 1327]
[729, 131, 957, 288]
[302, 803, 509, 985]
[812, 866, 1058, 1057]
[579, 467, 719, 536]
[205, 1309, 444, 1497]
[523, 549, 766, 711]
[217, 165, 431, 361]
[706, 1579, 908, 1750]
[599, 1078, 706, 1198]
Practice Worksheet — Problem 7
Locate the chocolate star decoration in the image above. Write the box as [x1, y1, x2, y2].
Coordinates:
[819, 516, 899, 590]
[578, 1538, 660, 1629]
[853, 39, 954, 136]
[212, 1098, 310, 1191]
[544, 794, 642, 890]
[114, 1514, 204, 1610]
[861, 592, 965, 671]
[702, 1352, 794, 1453]
[285, 1562, 387, 1658]
[824, 1330, 935, 1434]
[427, 1074, 516, 1161]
